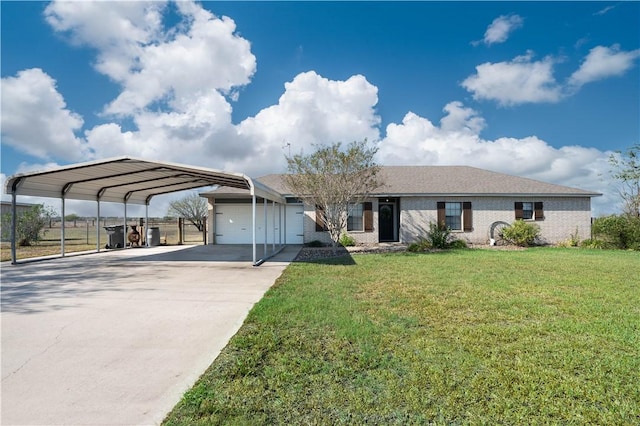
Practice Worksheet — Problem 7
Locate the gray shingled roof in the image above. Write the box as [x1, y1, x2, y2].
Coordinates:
[203, 166, 601, 198]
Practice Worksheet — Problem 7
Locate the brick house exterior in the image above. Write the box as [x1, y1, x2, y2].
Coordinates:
[204, 166, 601, 246]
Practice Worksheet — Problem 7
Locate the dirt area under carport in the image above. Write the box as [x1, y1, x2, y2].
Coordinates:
[1, 244, 301, 425]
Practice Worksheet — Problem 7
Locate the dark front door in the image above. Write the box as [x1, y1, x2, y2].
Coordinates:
[379, 203, 395, 242]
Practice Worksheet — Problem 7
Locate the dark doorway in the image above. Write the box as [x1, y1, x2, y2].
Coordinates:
[379, 203, 396, 242]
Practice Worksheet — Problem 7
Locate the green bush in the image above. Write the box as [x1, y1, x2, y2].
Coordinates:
[426, 221, 452, 249]
[339, 233, 356, 247]
[592, 215, 640, 250]
[500, 220, 541, 247]
[407, 224, 466, 252]
[557, 228, 580, 248]
[580, 239, 608, 249]
[448, 239, 468, 249]
[1, 204, 54, 246]
[407, 238, 431, 252]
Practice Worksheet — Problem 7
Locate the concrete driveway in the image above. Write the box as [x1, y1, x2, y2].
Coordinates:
[1, 244, 300, 425]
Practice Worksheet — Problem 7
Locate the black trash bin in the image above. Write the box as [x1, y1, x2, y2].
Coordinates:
[104, 225, 125, 249]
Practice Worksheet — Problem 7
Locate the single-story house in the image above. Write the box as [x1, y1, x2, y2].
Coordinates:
[202, 165, 601, 246]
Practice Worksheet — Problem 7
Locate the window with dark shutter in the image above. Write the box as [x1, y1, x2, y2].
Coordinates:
[347, 203, 364, 231]
[363, 202, 373, 232]
[534, 202, 544, 221]
[437, 202, 446, 228]
[463, 202, 473, 232]
[315, 205, 327, 231]
[515, 202, 524, 220]
[438, 202, 466, 231]
[515, 201, 543, 221]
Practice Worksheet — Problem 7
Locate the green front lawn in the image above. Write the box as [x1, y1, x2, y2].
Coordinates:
[164, 249, 640, 425]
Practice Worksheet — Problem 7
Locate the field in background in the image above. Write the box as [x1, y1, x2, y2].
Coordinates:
[0, 219, 205, 262]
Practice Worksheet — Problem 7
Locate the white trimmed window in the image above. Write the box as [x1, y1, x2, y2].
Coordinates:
[445, 202, 462, 231]
[515, 202, 544, 221]
[522, 202, 534, 220]
[347, 203, 364, 231]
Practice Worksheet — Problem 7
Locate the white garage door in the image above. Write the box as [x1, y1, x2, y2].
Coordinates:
[285, 204, 304, 244]
[215, 203, 303, 244]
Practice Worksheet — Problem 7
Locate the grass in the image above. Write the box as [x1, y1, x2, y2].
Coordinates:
[163, 248, 640, 425]
[0, 220, 204, 262]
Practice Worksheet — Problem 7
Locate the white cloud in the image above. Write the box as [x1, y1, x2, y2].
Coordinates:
[461, 52, 562, 106]
[233, 71, 381, 176]
[3, 1, 624, 218]
[44, 1, 166, 81]
[463, 45, 640, 105]
[46, 0, 256, 117]
[42, 0, 260, 173]
[569, 45, 640, 88]
[594, 5, 616, 16]
[0, 68, 87, 161]
[377, 103, 619, 216]
[478, 14, 523, 46]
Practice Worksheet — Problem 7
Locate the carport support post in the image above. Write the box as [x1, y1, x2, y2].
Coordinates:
[272, 200, 276, 252]
[263, 198, 267, 257]
[279, 203, 283, 245]
[123, 202, 128, 249]
[10, 192, 17, 264]
[251, 194, 257, 264]
[145, 204, 149, 247]
[61, 197, 66, 257]
[96, 201, 101, 252]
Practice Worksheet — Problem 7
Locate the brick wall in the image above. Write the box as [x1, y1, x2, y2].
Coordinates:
[400, 196, 593, 245]
[303, 199, 380, 245]
[296, 196, 593, 246]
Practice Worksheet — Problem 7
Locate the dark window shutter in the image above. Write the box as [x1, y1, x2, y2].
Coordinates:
[463, 202, 473, 232]
[437, 202, 446, 227]
[315, 205, 326, 231]
[534, 202, 544, 221]
[363, 202, 373, 232]
[515, 202, 524, 220]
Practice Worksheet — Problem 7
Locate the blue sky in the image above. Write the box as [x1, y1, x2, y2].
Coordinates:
[1, 1, 639, 216]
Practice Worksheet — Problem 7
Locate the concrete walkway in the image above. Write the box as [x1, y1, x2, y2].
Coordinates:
[1, 244, 301, 425]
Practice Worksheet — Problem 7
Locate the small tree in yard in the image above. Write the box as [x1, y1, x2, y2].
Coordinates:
[168, 193, 208, 232]
[1, 204, 55, 246]
[609, 144, 640, 217]
[284, 140, 383, 249]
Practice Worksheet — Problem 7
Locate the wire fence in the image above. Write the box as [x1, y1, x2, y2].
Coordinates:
[40, 218, 206, 246]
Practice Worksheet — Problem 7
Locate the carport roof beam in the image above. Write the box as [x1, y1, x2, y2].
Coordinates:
[4, 156, 285, 205]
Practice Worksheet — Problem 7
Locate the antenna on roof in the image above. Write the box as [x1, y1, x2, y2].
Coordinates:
[282, 141, 291, 157]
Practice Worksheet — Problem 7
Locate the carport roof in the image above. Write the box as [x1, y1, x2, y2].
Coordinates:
[5, 157, 284, 205]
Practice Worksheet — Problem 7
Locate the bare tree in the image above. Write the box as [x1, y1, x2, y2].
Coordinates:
[168, 193, 208, 231]
[609, 144, 640, 217]
[284, 140, 383, 248]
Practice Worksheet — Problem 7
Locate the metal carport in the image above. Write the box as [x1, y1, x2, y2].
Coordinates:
[4, 156, 285, 266]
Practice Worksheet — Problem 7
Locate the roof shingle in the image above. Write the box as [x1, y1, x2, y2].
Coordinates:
[205, 166, 601, 198]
